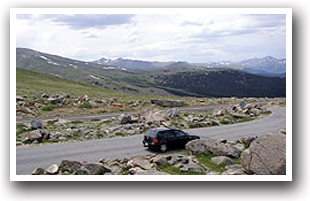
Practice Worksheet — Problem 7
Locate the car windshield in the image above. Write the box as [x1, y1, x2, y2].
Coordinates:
[146, 130, 158, 138]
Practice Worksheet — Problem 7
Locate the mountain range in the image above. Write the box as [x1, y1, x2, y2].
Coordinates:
[16, 48, 286, 98]
[94, 55, 286, 77]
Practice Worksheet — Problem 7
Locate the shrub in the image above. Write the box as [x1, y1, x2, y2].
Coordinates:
[41, 104, 55, 111]
[78, 103, 92, 109]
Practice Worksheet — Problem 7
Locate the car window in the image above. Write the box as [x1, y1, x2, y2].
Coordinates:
[163, 131, 175, 139]
[174, 130, 187, 137]
[146, 130, 158, 138]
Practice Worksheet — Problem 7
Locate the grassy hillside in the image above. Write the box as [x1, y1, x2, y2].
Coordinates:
[16, 48, 286, 98]
[16, 67, 125, 99]
[149, 69, 286, 98]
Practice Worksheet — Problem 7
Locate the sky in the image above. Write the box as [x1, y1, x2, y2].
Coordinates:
[15, 13, 286, 63]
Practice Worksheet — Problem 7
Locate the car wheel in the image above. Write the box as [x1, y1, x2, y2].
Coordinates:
[159, 143, 167, 152]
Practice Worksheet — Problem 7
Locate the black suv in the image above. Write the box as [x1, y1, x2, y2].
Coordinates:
[142, 127, 200, 152]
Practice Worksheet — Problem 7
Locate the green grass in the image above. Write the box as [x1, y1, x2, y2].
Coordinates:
[16, 67, 122, 99]
[16, 67, 193, 104]
[195, 154, 227, 172]
[41, 104, 55, 111]
[78, 103, 92, 109]
[16, 124, 26, 137]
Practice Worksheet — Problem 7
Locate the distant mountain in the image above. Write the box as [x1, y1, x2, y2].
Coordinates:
[239, 56, 286, 77]
[94, 57, 174, 70]
[16, 48, 286, 98]
[94, 56, 286, 77]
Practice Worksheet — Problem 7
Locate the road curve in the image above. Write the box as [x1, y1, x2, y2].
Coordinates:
[16, 107, 285, 175]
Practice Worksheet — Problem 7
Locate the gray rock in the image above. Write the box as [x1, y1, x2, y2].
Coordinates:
[166, 108, 179, 118]
[46, 164, 59, 175]
[151, 155, 169, 166]
[251, 108, 261, 116]
[211, 156, 235, 166]
[118, 114, 132, 124]
[16, 96, 24, 102]
[241, 133, 286, 175]
[59, 160, 84, 174]
[82, 162, 111, 175]
[41, 93, 49, 98]
[31, 167, 45, 175]
[28, 130, 43, 141]
[186, 139, 240, 158]
[239, 99, 247, 109]
[31, 119, 42, 130]
[48, 98, 62, 104]
[127, 156, 152, 170]
[241, 136, 257, 148]
[175, 161, 205, 173]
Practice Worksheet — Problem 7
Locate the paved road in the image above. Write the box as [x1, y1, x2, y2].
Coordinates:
[16, 107, 285, 175]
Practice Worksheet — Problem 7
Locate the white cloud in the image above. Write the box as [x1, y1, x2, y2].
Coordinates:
[15, 13, 286, 62]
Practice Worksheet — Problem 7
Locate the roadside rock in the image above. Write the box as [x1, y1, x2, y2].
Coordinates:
[16, 96, 24, 102]
[31, 167, 46, 175]
[144, 109, 167, 125]
[241, 133, 286, 175]
[28, 129, 45, 141]
[127, 156, 152, 170]
[48, 97, 62, 104]
[58, 160, 110, 175]
[41, 93, 49, 98]
[150, 155, 169, 166]
[46, 164, 59, 175]
[31, 119, 42, 130]
[186, 139, 240, 158]
[211, 156, 235, 166]
[118, 114, 132, 124]
[239, 99, 247, 109]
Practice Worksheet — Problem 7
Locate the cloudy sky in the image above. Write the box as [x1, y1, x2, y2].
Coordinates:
[15, 12, 286, 63]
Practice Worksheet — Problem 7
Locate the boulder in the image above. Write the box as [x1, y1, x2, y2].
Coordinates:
[177, 162, 205, 173]
[166, 108, 179, 118]
[58, 160, 110, 175]
[118, 114, 132, 124]
[144, 109, 167, 125]
[127, 156, 152, 170]
[28, 130, 43, 141]
[250, 108, 261, 116]
[186, 139, 240, 158]
[241, 136, 257, 148]
[82, 162, 111, 175]
[46, 164, 59, 175]
[279, 129, 286, 135]
[16, 96, 24, 102]
[48, 98, 62, 104]
[41, 93, 49, 98]
[31, 119, 42, 130]
[59, 160, 84, 174]
[239, 99, 247, 109]
[241, 133, 286, 175]
[31, 167, 45, 175]
[151, 155, 169, 166]
[211, 156, 235, 166]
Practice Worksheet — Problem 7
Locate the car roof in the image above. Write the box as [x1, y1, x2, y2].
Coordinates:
[150, 127, 177, 132]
